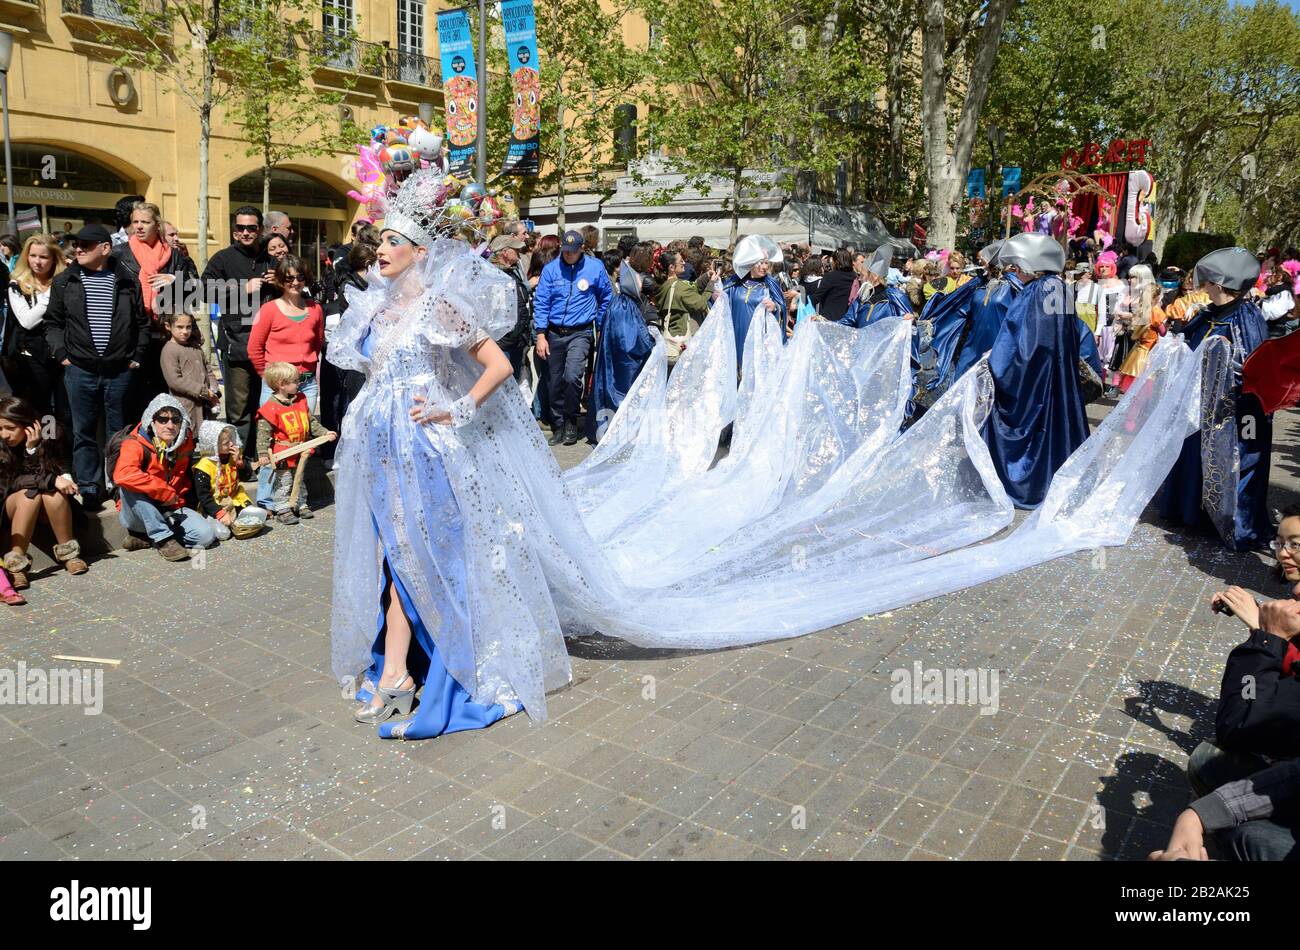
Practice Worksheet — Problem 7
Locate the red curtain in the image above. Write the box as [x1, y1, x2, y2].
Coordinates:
[1070, 173, 1128, 237]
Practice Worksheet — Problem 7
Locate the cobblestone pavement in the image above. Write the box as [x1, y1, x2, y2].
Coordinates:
[3, 409, 1298, 861]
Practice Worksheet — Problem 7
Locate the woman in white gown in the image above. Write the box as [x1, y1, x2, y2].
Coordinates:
[326, 170, 1212, 743]
[327, 169, 579, 739]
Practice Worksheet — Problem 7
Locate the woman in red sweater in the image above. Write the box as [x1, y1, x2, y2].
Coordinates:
[248, 254, 325, 414]
[248, 255, 325, 512]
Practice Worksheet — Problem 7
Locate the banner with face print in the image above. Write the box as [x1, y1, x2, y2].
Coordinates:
[499, 0, 540, 176]
[437, 7, 479, 179]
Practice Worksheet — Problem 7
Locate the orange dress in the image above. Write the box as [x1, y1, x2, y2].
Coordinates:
[1117, 304, 1166, 386]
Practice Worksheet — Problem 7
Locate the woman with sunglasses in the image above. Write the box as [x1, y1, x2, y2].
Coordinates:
[247, 255, 325, 516]
[1155, 505, 1300, 861]
[1210, 506, 1300, 630]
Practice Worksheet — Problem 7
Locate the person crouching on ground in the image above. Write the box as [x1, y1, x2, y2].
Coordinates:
[1149, 505, 1300, 861]
[191, 420, 257, 541]
[0, 395, 88, 595]
[255, 361, 335, 525]
[114, 393, 215, 561]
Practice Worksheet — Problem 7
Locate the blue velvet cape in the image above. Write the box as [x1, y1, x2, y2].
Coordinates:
[1159, 297, 1271, 550]
[841, 285, 913, 329]
[955, 278, 1012, 378]
[587, 264, 655, 442]
[722, 274, 787, 371]
[907, 277, 984, 421]
[982, 275, 1091, 509]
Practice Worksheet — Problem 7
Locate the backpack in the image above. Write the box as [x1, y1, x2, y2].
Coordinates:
[103, 424, 148, 492]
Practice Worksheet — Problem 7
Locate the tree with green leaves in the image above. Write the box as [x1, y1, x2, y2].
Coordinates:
[633, 0, 880, 246]
[981, 0, 1300, 253]
[919, 0, 1016, 249]
[456, 0, 644, 228]
[1121, 0, 1300, 254]
[224, 0, 364, 215]
[96, 0, 239, 271]
[97, 0, 360, 269]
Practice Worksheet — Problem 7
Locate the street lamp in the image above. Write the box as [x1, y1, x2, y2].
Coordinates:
[475, 0, 486, 185]
[0, 31, 14, 237]
[987, 124, 1005, 237]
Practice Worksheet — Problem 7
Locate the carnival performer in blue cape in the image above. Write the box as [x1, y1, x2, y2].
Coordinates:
[954, 240, 1012, 378]
[722, 235, 787, 373]
[982, 232, 1091, 509]
[909, 269, 984, 419]
[841, 246, 913, 328]
[587, 257, 655, 443]
[956, 251, 1101, 382]
[1159, 247, 1271, 550]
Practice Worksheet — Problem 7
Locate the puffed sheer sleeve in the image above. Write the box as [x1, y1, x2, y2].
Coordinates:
[419, 252, 516, 350]
[326, 274, 386, 375]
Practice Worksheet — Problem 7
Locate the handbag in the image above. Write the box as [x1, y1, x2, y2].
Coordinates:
[662, 279, 691, 361]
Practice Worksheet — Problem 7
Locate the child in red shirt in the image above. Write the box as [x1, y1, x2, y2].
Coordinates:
[255, 362, 335, 525]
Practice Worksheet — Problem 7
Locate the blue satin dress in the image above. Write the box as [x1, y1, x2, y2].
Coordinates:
[587, 266, 655, 442]
[908, 277, 984, 422]
[723, 274, 787, 372]
[886, 286, 914, 317]
[355, 327, 508, 740]
[983, 275, 1091, 509]
[1159, 298, 1271, 550]
[955, 278, 1012, 378]
[841, 286, 913, 328]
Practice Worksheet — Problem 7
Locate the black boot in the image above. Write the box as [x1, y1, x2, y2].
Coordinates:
[563, 421, 581, 445]
[547, 424, 565, 446]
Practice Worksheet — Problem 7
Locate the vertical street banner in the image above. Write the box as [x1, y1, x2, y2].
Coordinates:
[1001, 166, 1022, 199]
[437, 8, 479, 179]
[499, 0, 541, 176]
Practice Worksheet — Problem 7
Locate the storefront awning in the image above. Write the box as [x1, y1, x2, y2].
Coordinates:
[599, 200, 906, 253]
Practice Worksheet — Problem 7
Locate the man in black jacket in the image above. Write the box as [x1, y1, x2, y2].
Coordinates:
[43, 224, 149, 511]
[202, 206, 267, 451]
[490, 233, 532, 382]
[1183, 507, 1300, 849]
[1157, 595, 1300, 861]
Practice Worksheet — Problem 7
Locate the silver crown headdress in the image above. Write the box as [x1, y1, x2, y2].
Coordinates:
[382, 168, 445, 248]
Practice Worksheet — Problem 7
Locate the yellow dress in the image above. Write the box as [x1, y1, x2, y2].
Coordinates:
[193, 456, 253, 510]
[1118, 304, 1166, 381]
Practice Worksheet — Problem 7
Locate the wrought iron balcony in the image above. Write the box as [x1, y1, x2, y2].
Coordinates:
[310, 30, 387, 79]
[61, 0, 162, 25]
[386, 48, 438, 87]
[223, 20, 300, 59]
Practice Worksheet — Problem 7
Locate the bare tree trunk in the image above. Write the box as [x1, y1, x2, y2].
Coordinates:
[262, 153, 272, 217]
[730, 166, 742, 248]
[262, 99, 272, 217]
[921, 0, 1013, 249]
[884, 3, 916, 199]
[1189, 183, 1211, 233]
[921, 0, 952, 247]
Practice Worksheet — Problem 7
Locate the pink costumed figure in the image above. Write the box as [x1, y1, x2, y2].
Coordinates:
[1281, 259, 1300, 295]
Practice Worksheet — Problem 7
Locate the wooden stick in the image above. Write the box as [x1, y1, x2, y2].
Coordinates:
[269, 433, 332, 465]
[51, 655, 121, 667]
[287, 450, 309, 511]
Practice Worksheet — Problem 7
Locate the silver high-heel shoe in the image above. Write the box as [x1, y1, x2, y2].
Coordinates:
[353, 673, 416, 724]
